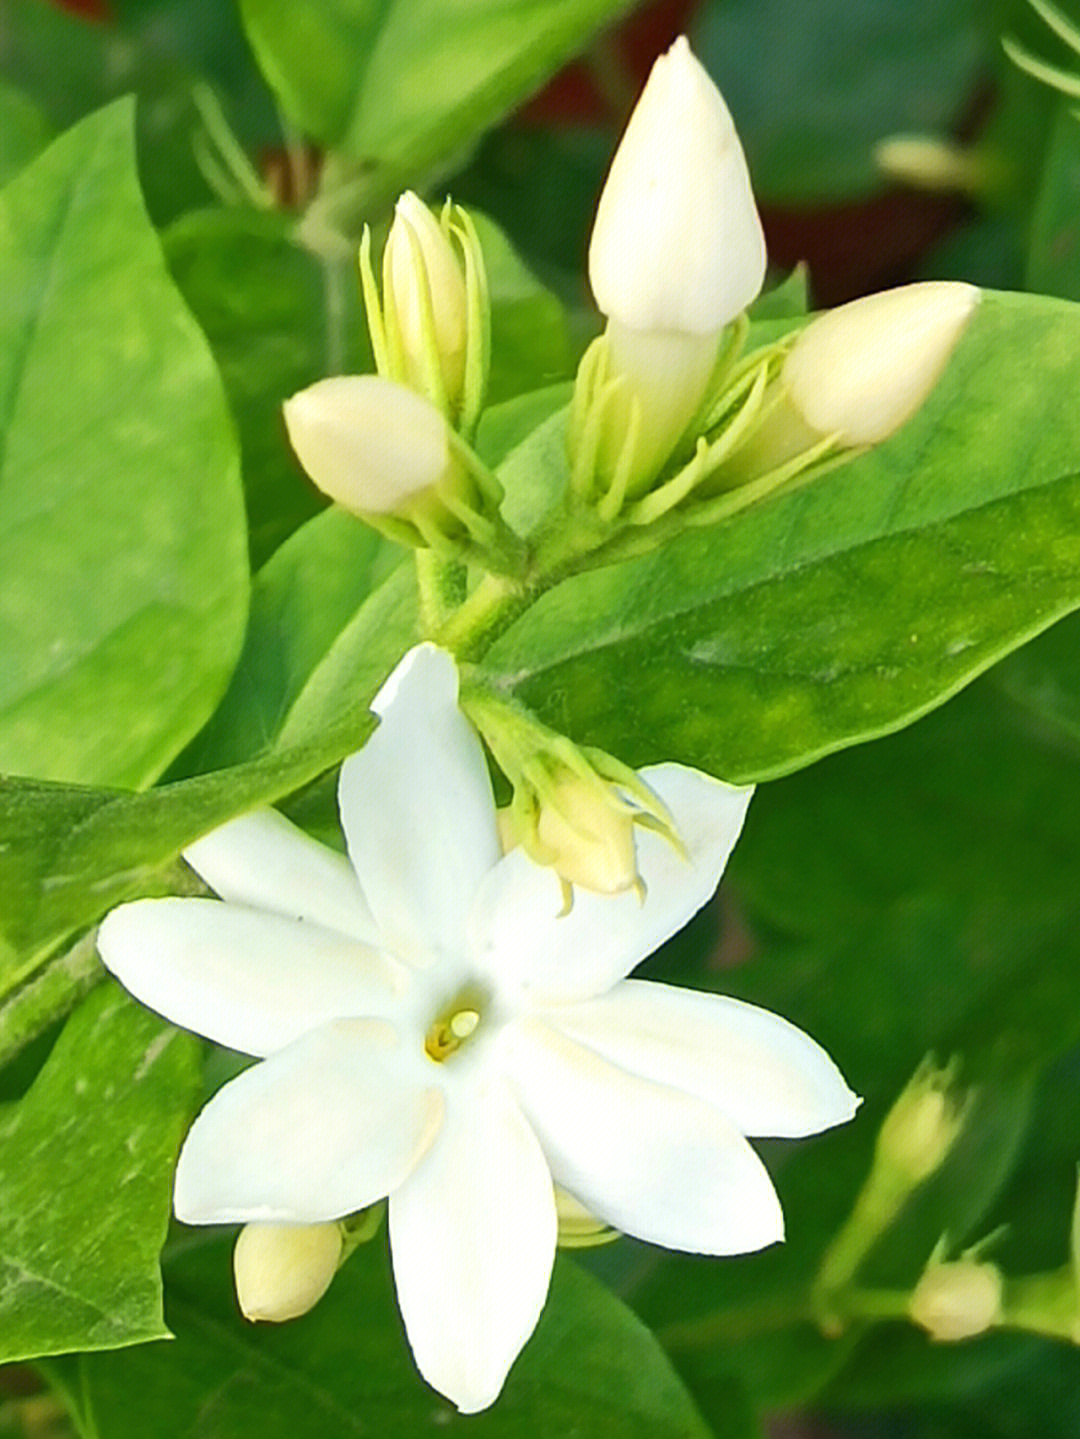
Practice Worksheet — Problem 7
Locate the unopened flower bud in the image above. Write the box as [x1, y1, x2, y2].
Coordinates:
[875, 1057, 971, 1186]
[283, 375, 455, 516]
[578, 37, 767, 500]
[589, 36, 765, 335]
[910, 1259, 1003, 1342]
[535, 771, 639, 897]
[783, 282, 980, 447]
[234, 1221, 342, 1323]
[554, 1186, 618, 1248]
[385, 192, 468, 411]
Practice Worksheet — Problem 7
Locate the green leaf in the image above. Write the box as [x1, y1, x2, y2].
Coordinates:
[68, 1237, 713, 1438]
[178, 515, 412, 773]
[0, 983, 199, 1363]
[693, 0, 990, 203]
[162, 208, 341, 567]
[473, 211, 574, 405]
[1028, 101, 1080, 300]
[0, 0, 220, 225]
[0, 82, 50, 186]
[0, 695, 382, 991]
[0, 102, 248, 788]
[238, 0, 636, 215]
[483, 291, 1080, 782]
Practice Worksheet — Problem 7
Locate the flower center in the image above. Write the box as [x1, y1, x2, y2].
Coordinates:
[424, 1006, 481, 1063]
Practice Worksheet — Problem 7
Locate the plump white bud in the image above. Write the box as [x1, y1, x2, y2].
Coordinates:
[385, 192, 468, 408]
[283, 375, 455, 515]
[909, 1260, 1003, 1342]
[783, 282, 981, 446]
[535, 773, 638, 896]
[234, 1222, 342, 1323]
[588, 35, 766, 334]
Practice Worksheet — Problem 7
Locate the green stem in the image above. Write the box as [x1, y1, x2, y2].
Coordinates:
[415, 551, 467, 633]
[434, 572, 532, 660]
[658, 1293, 815, 1350]
[1003, 1268, 1080, 1341]
[813, 1170, 910, 1328]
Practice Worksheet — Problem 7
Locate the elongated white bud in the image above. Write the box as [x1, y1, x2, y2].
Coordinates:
[385, 192, 468, 410]
[283, 375, 454, 515]
[234, 1221, 342, 1323]
[783, 282, 980, 446]
[589, 36, 766, 334]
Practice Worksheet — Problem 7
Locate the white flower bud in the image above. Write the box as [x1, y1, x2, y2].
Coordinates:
[234, 1221, 342, 1323]
[909, 1259, 1003, 1342]
[783, 282, 981, 446]
[535, 772, 638, 896]
[385, 192, 468, 410]
[588, 35, 766, 334]
[283, 375, 455, 515]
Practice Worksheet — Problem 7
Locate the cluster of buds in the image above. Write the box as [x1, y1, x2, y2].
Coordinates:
[568, 37, 980, 531]
[283, 192, 518, 570]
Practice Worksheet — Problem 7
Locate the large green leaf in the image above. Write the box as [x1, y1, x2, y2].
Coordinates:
[0, 81, 50, 186]
[238, 0, 636, 215]
[66, 1237, 714, 1439]
[0, 693, 384, 993]
[1028, 102, 1080, 301]
[693, 0, 989, 204]
[0, 984, 199, 1363]
[483, 291, 1080, 782]
[0, 102, 248, 788]
[163, 209, 343, 568]
[178, 381, 577, 776]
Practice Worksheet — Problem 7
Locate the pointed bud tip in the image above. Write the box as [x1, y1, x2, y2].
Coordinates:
[588, 35, 765, 334]
[385, 192, 468, 406]
[784, 281, 981, 446]
[283, 374, 452, 515]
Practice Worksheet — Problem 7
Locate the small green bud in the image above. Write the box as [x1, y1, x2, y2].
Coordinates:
[875, 1056, 972, 1186]
[533, 767, 641, 898]
[909, 1259, 1003, 1342]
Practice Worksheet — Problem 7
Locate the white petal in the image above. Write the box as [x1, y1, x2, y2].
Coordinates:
[97, 897, 407, 1057]
[174, 1019, 443, 1224]
[471, 763, 753, 1008]
[503, 1019, 783, 1255]
[389, 1075, 556, 1413]
[339, 644, 500, 965]
[183, 808, 377, 943]
[550, 979, 859, 1138]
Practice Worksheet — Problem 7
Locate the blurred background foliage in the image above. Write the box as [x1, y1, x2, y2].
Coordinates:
[4, 1, 1080, 1437]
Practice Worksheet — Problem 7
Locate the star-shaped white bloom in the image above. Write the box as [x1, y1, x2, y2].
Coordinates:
[97, 644, 858, 1413]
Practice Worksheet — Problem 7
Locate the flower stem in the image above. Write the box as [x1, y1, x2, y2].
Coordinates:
[415, 551, 467, 633]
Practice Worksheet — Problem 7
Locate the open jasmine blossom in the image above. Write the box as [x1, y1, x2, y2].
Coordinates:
[97, 645, 858, 1413]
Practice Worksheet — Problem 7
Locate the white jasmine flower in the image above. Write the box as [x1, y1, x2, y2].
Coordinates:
[97, 645, 858, 1413]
